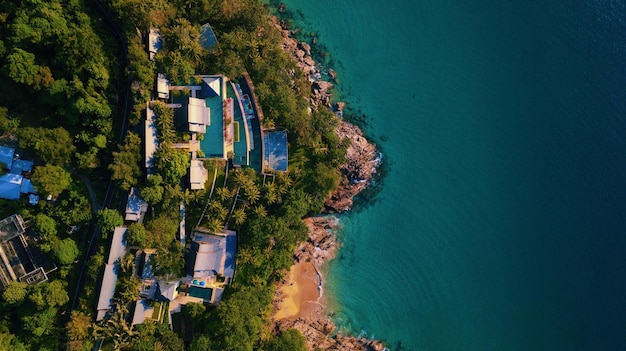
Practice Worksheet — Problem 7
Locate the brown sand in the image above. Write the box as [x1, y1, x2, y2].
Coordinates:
[274, 261, 323, 320]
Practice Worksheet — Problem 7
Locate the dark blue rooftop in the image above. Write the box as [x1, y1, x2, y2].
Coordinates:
[200, 23, 218, 50]
[264, 131, 288, 172]
[224, 234, 236, 278]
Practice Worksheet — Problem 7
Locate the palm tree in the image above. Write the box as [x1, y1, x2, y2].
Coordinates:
[206, 218, 223, 234]
[209, 200, 228, 221]
[276, 172, 292, 196]
[250, 275, 265, 287]
[182, 188, 195, 204]
[263, 237, 275, 259]
[231, 208, 246, 227]
[216, 186, 232, 202]
[263, 181, 279, 205]
[232, 168, 252, 188]
[120, 252, 135, 275]
[253, 205, 267, 219]
[93, 304, 137, 349]
[243, 184, 260, 205]
[153, 341, 165, 351]
[237, 248, 259, 266]
[117, 276, 140, 303]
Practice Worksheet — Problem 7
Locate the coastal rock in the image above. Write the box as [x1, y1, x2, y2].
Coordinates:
[312, 80, 334, 93]
[311, 80, 334, 108]
[324, 121, 380, 213]
[334, 101, 346, 112]
[299, 41, 312, 56]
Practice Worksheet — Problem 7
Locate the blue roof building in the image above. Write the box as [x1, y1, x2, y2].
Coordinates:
[0, 146, 14, 170]
[0, 173, 22, 200]
[263, 131, 288, 172]
[10, 159, 33, 175]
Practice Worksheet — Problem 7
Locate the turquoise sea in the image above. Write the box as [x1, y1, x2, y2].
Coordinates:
[275, 1, 626, 350]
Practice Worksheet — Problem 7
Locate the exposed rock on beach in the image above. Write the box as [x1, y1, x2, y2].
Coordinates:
[272, 218, 386, 351]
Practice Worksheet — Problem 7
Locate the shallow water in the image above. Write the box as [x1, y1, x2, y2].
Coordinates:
[275, 1, 626, 350]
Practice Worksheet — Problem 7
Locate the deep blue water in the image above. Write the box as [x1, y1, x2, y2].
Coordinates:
[274, 1, 626, 350]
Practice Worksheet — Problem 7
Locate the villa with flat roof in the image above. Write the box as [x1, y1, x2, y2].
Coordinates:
[148, 28, 162, 61]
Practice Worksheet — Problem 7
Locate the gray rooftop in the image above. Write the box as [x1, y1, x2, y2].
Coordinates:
[0, 214, 25, 243]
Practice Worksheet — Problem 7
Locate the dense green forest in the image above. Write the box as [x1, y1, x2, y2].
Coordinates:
[0, 0, 348, 350]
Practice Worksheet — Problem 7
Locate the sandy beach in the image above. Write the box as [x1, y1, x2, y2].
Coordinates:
[274, 261, 323, 320]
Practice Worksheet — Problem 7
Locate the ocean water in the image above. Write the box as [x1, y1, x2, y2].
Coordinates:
[275, 1, 626, 350]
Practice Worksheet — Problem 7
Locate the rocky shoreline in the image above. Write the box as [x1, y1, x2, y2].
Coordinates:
[270, 15, 386, 351]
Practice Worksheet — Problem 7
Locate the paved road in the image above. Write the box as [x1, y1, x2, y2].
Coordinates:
[76, 172, 102, 215]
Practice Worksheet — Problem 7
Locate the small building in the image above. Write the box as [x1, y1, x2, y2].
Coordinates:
[10, 159, 33, 175]
[132, 299, 155, 326]
[0, 173, 37, 201]
[0, 214, 26, 247]
[96, 227, 128, 321]
[148, 28, 162, 61]
[0, 173, 22, 200]
[137, 249, 157, 299]
[189, 160, 208, 190]
[125, 187, 148, 223]
[0, 146, 37, 201]
[157, 73, 170, 99]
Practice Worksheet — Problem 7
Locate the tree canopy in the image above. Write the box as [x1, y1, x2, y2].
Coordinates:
[31, 164, 72, 197]
[97, 208, 123, 237]
[126, 222, 147, 247]
[2, 281, 27, 305]
[265, 329, 307, 351]
[18, 127, 75, 165]
[33, 213, 59, 253]
[110, 132, 143, 190]
[154, 145, 191, 185]
[52, 238, 79, 265]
